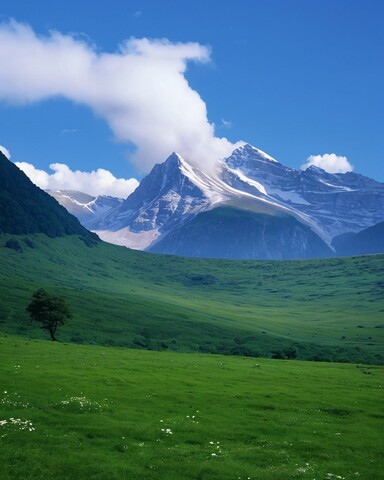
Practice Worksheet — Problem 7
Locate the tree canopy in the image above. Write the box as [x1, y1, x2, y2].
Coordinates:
[26, 288, 72, 341]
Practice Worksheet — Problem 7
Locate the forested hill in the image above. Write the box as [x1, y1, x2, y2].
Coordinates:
[0, 151, 98, 241]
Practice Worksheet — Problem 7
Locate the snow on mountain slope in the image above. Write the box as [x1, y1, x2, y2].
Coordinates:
[87, 153, 213, 236]
[95, 227, 161, 250]
[89, 150, 325, 250]
[47, 190, 123, 228]
[224, 145, 384, 242]
[51, 144, 384, 258]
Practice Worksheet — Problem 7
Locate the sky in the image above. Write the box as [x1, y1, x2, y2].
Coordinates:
[0, 0, 383, 197]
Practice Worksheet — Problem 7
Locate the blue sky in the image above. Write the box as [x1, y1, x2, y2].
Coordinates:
[0, 0, 383, 196]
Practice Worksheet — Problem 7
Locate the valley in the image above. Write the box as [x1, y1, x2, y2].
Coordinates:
[0, 234, 383, 364]
[1, 5, 383, 478]
[1, 149, 384, 479]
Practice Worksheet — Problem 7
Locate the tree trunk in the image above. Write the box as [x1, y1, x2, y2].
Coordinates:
[49, 327, 57, 341]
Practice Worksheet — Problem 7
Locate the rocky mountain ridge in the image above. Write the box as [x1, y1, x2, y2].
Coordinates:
[46, 190, 123, 228]
[41, 144, 384, 259]
[83, 144, 384, 258]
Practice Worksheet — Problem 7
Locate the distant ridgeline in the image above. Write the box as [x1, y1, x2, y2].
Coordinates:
[0, 151, 98, 244]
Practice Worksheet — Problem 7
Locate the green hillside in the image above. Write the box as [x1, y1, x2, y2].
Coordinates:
[0, 234, 383, 364]
[0, 335, 383, 480]
[0, 151, 97, 241]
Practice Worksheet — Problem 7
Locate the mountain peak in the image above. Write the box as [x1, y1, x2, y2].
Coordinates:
[231, 144, 278, 163]
[164, 151, 185, 167]
[305, 165, 326, 174]
[166, 151, 181, 161]
[59, 145, 384, 258]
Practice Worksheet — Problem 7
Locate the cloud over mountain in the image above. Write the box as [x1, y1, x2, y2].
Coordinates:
[15, 161, 139, 198]
[301, 153, 353, 174]
[0, 20, 239, 173]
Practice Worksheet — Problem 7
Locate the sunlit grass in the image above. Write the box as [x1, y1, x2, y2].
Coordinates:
[0, 335, 383, 479]
[0, 234, 383, 363]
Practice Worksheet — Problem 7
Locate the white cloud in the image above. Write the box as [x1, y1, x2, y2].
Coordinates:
[15, 161, 139, 198]
[0, 20, 240, 174]
[220, 119, 233, 128]
[60, 129, 78, 135]
[0, 144, 11, 159]
[301, 153, 353, 174]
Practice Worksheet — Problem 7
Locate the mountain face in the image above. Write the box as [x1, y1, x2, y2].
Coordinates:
[149, 206, 333, 259]
[333, 220, 384, 256]
[46, 190, 123, 228]
[70, 144, 384, 259]
[86, 153, 217, 249]
[0, 151, 98, 243]
[223, 144, 384, 242]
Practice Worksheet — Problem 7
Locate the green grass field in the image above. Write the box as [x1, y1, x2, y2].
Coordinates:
[0, 334, 383, 480]
[0, 234, 383, 364]
[1, 235, 383, 478]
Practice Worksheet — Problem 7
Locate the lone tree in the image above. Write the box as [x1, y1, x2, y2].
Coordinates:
[26, 288, 72, 341]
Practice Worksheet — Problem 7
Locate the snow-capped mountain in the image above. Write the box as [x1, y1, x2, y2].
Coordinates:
[85, 153, 211, 248]
[87, 150, 306, 250]
[223, 144, 384, 243]
[68, 144, 384, 259]
[46, 190, 123, 228]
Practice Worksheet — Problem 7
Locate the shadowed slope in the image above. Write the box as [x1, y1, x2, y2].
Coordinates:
[0, 151, 98, 241]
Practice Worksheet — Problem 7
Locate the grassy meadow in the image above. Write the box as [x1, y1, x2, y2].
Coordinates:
[0, 334, 383, 480]
[0, 234, 383, 364]
[1, 235, 383, 478]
